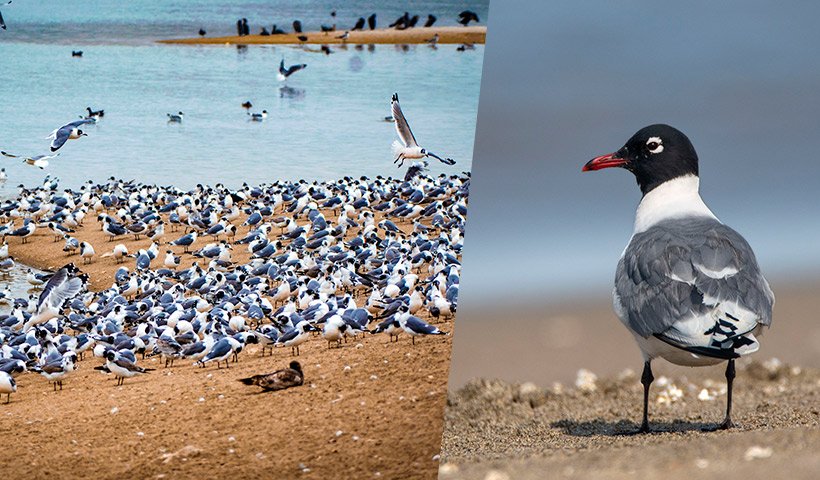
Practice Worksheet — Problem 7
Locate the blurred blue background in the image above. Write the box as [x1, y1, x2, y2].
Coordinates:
[451, 0, 820, 385]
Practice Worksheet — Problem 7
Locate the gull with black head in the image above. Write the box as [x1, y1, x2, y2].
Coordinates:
[583, 124, 774, 433]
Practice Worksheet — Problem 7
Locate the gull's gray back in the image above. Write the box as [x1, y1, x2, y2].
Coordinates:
[615, 217, 774, 343]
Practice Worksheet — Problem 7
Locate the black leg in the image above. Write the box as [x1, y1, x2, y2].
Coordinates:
[639, 360, 653, 433]
[720, 359, 735, 429]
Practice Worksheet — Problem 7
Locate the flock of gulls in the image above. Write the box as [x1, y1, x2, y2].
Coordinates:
[0, 162, 466, 403]
[0, 5, 468, 409]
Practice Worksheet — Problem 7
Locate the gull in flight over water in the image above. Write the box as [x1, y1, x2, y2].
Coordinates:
[2, 151, 60, 169]
[390, 93, 455, 167]
[46, 119, 94, 152]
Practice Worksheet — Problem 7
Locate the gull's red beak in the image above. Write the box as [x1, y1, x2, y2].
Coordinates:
[582, 152, 627, 172]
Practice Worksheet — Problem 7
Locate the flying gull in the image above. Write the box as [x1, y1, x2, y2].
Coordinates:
[390, 93, 455, 167]
[46, 119, 94, 152]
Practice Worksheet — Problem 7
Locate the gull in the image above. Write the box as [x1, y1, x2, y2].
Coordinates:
[80, 241, 95, 264]
[167, 112, 184, 123]
[390, 93, 455, 167]
[0, 167, 5, 181]
[2, 151, 60, 169]
[239, 361, 304, 391]
[23, 263, 87, 331]
[100, 243, 128, 263]
[458, 10, 480, 26]
[278, 59, 307, 81]
[36, 352, 78, 391]
[248, 110, 268, 121]
[169, 231, 197, 253]
[396, 306, 447, 344]
[0, 1, 12, 31]
[0, 371, 16, 403]
[336, 30, 349, 41]
[46, 119, 94, 152]
[105, 350, 152, 386]
[583, 124, 774, 433]
[8, 220, 35, 243]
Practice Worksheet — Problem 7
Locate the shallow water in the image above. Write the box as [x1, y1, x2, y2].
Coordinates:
[0, 1, 487, 192]
[0, 263, 45, 314]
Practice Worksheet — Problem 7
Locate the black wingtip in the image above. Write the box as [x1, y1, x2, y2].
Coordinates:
[238, 377, 255, 385]
[392, 93, 398, 102]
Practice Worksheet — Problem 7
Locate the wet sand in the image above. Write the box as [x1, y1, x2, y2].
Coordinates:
[2, 200, 456, 479]
[442, 282, 820, 479]
[159, 26, 486, 45]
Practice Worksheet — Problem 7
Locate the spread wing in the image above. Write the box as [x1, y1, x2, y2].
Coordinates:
[38, 266, 85, 312]
[391, 93, 418, 148]
[615, 218, 774, 359]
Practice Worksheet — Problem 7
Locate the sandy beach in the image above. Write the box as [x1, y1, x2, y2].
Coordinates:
[1, 174, 464, 479]
[441, 282, 820, 479]
[158, 26, 486, 45]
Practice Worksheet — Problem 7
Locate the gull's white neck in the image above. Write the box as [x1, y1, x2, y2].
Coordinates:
[633, 174, 718, 233]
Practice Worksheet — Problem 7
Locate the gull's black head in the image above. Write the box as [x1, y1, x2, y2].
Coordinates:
[583, 124, 699, 195]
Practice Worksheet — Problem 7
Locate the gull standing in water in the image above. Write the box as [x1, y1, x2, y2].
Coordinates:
[390, 93, 455, 167]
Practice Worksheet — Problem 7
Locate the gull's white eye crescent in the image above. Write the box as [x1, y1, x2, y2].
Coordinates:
[646, 136, 663, 154]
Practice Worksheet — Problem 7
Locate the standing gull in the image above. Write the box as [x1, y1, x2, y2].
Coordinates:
[583, 124, 774, 433]
[390, 93, 455, 167]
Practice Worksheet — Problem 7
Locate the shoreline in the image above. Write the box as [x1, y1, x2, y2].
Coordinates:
[158, 26, 486, 46]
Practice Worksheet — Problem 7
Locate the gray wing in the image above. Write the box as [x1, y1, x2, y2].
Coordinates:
[66, 118, 95, 128]
[38, 267, 85, 312]
[50, 126, 72, 151]
[1, 151, 19, 158]
[615, 218, 774, 357]
[391, 93, 418, 147]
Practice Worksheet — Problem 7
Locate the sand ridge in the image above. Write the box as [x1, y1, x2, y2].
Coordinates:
[159, 26, 486, 46]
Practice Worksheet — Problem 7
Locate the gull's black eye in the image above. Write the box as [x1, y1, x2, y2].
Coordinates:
[645, 136, 664, 154]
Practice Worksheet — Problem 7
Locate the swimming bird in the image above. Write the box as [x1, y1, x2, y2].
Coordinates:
[167, 112, 184, 123]
[86, 107, 104, 119]
[198, 28, 206, 36]
[72, 50, 83, 57]
[278, 59, 307, 81]
[248, 110, 268, 121]
[239, 361, 303, 391]
[0, 371, 15, 403]
[46, 119, 94, 152]
[424, 14, 437, 27]
[241, 101, 253, 110]
[367, 13, 376, 30]
[582, 124, 774, 433]
[390, 93, 455, 167]
[2, 151, 60, 169]
[292, 20, 302, 33]
[0, 167, 6, 182]
[352, 17, 366, 31]
[0, 1, 12, 31]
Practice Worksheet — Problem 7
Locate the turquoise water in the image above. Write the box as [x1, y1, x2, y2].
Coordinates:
[0, 2, 487, 191]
